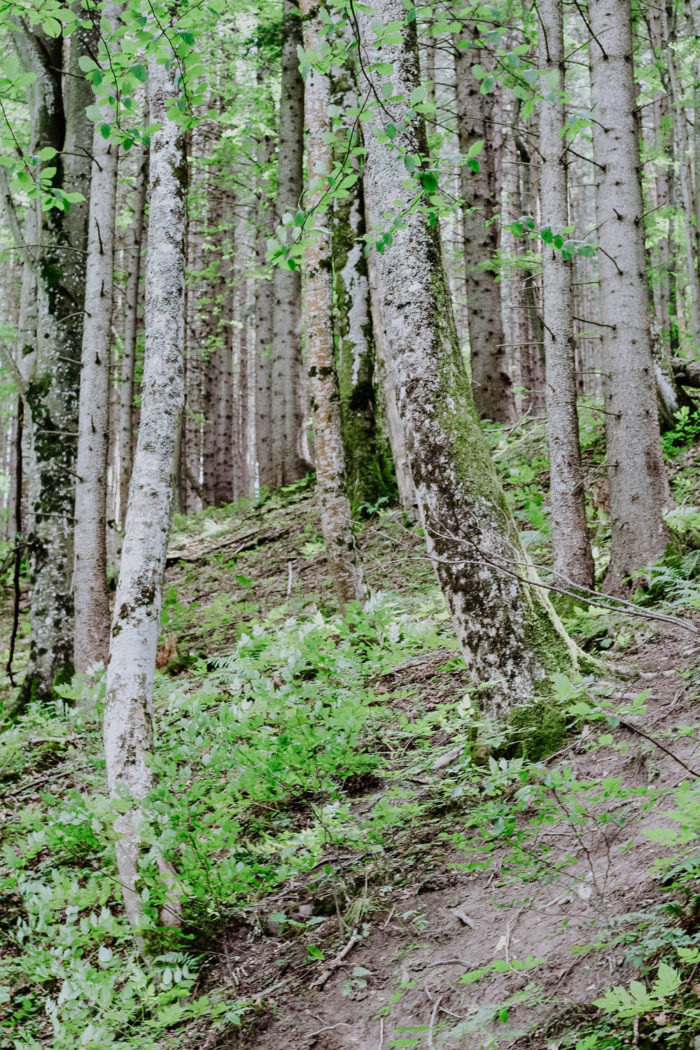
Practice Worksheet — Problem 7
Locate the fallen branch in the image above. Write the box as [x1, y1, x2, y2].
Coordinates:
[311, 926, 359, 988]
[166, 527, 290, 565]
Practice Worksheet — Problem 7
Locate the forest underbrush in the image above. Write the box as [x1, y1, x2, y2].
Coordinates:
[2, 419, 700, 1049]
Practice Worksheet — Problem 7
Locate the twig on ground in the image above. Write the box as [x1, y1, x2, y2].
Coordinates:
[309, 1022, 351, 1038]
[312, 927, 359, 988]
[427, 994, 443, 1048]
[615, 714, 700, 778]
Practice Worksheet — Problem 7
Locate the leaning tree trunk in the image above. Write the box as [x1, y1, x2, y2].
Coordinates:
[358, 0, 577, 720]
[538, 0, 594, 589]
[10, 23, 94, 709]
[588, 0, 671, 594]
[103, 47, 186, 935]
[300, 0, 366, 606]
[74, 8, 120, 672]
[454, 26, 515, 423]
[271, 0, 307, 487]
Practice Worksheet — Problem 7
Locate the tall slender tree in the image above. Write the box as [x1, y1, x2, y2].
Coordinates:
[74, 3, 120, 673]
[103, 34, 187, 933]
[538, 0, 594, 588]
[271, 0, 307, 486]
[588, 0, 671, 593]
[300, 0, 366, 606]
[454, 17, 515, 423]
[118, 145, 148, 524]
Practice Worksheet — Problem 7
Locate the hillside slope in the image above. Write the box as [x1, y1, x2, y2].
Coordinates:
[2, 478, 700, 1050]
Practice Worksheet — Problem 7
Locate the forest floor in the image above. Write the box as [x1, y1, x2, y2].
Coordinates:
[3, 422, 700, 1049]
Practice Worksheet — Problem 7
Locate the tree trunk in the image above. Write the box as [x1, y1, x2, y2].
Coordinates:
[103, 48, 186, 935]
[119, 145, 148, 525]
[11, 24, 94, 708]
[454, 27, 515, 423]
[331, 57, 391, 515]
[271, 0, 307, 487]
[661, 3, 700, 348]
[359, 0, 576, 719]
[588, 0, 671, 594]
[539, 0, 594, 589]
[300, 0, 366, 606]
[367, 250, 417, 515]
[255, 130, 275, 490]
[74, 9, 120, 672]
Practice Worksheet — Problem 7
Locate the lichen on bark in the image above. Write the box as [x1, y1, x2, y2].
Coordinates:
[358, 0, 579, 721]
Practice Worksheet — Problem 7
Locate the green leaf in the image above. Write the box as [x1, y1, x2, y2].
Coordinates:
[41, 17, 62, 37]
[375, 62, 393, 75]
[100, 124, 111, 139]
[37, 147, 57, 161]
[420, 171, 439, 194]
[653, 962, 681, 1000]
[78, 55, 98, 73]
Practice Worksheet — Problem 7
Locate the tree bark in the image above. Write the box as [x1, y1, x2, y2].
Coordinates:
[300, 0, 366, 606]
[359, 0, 576, 719]
[119, 145, 148, 525]
[454, 26, 515, 423]
[103, 46, 186, 934]
[539, 0, 594, 589]
[271, 0, 307, 487]
[255, 129, 275, 490]
[367, 249, 417, 515]
[11, 23, 94, 708]
[74, 7, 120, 672]
[331, 56, 391, 515]
[588, 0, 671, 594]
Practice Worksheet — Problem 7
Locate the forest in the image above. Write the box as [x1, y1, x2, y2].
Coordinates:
[2, 0, 700, 1045]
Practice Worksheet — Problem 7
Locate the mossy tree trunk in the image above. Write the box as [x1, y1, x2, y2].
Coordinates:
[358, 0, 577, 719]
[10, 23, 94, 710]
[330, 59, 393, 516]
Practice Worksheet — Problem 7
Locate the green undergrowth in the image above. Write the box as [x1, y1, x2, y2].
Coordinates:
[2, 591, 700, 1047]
[2, 425, 700, 1048]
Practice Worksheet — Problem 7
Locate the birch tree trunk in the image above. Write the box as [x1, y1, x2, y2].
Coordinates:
[539, 0, 594, 589]
[11, 24, 94, 709]
[119, 146, 148, 524]
[588, 0, 671, 594]
[300, 0, 366, 606]
[454, 28, 515, 423]
[103, 48, 186, 933]
[74, 9, 120, 671]
[358, 0, 576, 719]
